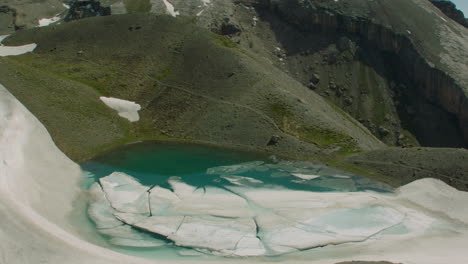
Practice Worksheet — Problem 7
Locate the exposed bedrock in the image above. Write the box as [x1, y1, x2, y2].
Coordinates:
[0, 5, 17, 35]
[429, 0, 468, 28]
[263, 0, 468, 147]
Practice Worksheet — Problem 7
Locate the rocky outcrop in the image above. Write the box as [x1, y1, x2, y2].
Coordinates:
[0, 5, 17, 34]
[429, 0, 468, 28]
[64, 0, 111, 22]
[265, 0, 468, 147]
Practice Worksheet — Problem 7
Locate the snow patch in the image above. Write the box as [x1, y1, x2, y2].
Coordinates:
[201, 0, 211, 6]
[99, 97, 141, 122]
[38, 14, 61, 27]
[0, 35, 37, 57]
[162, 0, 180, 17]
[252, 16, 258, 26]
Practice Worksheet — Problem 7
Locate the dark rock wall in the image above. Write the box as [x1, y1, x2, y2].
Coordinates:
[0, 5, 18, 34]
[264, 0, 467, 147]
[429, 0, 468, 28]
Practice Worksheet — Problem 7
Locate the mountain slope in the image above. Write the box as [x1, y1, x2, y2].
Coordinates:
[1, 14, 383, 161]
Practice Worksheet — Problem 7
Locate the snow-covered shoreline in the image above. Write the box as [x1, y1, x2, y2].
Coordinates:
[1, 83, 468, 264]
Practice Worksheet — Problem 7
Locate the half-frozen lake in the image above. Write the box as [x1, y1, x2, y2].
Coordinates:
[80, 142, 466, 261]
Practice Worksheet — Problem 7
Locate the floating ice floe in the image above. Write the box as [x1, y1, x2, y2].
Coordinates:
[221, 175, 263, 186]
[164, 177, 251, 218]
[207, 161, 265, 175]
[88, 168, 468, 257]
[99, 97, 141, 122]
[0, 35, 37, 57]
[291, 173, 320, 180]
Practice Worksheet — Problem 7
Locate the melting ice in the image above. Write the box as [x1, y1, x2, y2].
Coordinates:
[86, 160, 465, 257]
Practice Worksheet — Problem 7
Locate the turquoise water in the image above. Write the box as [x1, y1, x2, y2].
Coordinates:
[81, 142, 267, 189]
[80, 141, 393, 259]
[81, 141, 391, 193]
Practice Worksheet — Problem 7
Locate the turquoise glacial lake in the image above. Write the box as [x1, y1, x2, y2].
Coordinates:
[81, 141, 391, 193]
[80, 141, 392, 260]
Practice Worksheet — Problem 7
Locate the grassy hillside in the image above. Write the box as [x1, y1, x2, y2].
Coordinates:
[0, 14, 383, 162]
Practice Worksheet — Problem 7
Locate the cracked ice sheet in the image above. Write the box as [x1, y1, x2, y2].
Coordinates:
[99, 172, 150, 215]
[168, 216, 265, 256]
[165, 177, 251, 218]
[88, 183, 124, 229]
[226, 186, 379, 221]
[90, 172, 468, 259]
[98, 225, 167, 248]
[252, 206, 404, 255]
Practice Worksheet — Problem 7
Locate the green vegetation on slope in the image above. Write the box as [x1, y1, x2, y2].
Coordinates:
[124, 0, 152, 13]
[1, 14, 382, 162]
[269, 102, 360, 156]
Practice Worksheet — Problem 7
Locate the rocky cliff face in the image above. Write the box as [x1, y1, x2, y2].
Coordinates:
[0, 5, 18, 34]
[430, 0, 468, 28]
[260, 0, 468, 147]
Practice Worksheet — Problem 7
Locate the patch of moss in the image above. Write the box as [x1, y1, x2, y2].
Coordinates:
[11, 54, 122, 95]
[213, 34, 238, 49]
[156, 67, 172, 81]
[269, 101, 360, 155]
[301, 127, 358, 151]
[269, 102, 293, 119]
[124, 0, 152, 13]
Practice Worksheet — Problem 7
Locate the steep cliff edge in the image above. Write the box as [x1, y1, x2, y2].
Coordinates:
[429, 0, 468, 28]
[264, 0, 468, 147]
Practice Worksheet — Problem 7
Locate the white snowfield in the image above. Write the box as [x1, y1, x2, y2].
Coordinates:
[162, 0, 180, 17]
[38, 14, 61, 27]
[100, 96, 141, 122]
[1, 82, 468, 263]
[0, 35, 37, 57]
